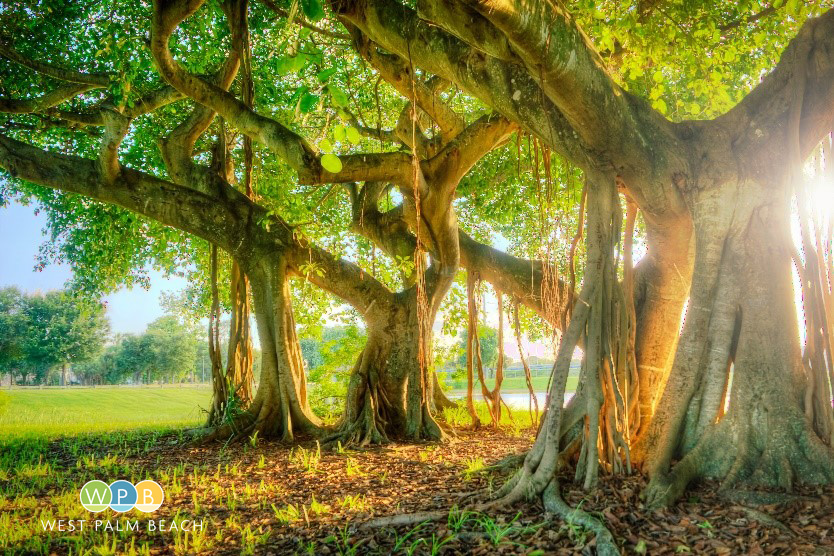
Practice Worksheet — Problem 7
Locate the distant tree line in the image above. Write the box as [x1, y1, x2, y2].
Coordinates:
[0, 287, 207, 386]
[0, 287, 108, 385]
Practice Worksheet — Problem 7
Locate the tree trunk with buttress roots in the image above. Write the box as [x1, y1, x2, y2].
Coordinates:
[326, 109, 514, 447]
[640, 177, 834, 506]
[333, 288, 445, 446]
[328, 183, 459, 445]
[208, 249, 322, 442]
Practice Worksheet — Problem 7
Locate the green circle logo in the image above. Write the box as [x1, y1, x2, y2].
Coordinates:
[80, 480, 112, 512]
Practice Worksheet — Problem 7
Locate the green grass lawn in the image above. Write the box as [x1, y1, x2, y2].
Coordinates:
[0, 386, 211, 438]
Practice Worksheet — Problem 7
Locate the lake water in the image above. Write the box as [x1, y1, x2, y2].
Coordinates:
[449, 391, 574, 408]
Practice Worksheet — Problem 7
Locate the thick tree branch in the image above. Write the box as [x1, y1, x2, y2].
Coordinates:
[0, 40, 112, 86]
[425, 114, 516, 195]
[150, 0, 410, 186]
[415, 0, 518, 62]
[159, 54, 241, 190]
[352, 35, 466, 140]
[336, 0, 688, 220]
[0, 84, 95, 114]
[713, 8, 834, 175]
[285, 240, 396, 317]
[459, 231, 568, 324]
[0, 131, 394, 315]
[456, 0, 662, 150]
[0, 133, 246, 251]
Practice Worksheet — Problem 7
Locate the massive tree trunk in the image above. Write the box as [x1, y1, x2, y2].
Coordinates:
[334, 289, 444, 445]
[641, 177, 834, 506]
[218, 251, 322, 441]
[330, 115, 514, 446]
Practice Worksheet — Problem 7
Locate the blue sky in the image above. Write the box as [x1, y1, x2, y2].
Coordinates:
[0, 201, 187, 334]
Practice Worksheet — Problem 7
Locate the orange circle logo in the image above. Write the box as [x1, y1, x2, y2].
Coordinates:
[133, 480, 164, 513]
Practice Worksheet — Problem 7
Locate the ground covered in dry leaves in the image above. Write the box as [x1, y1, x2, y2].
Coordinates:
[4, 427, 834, 554]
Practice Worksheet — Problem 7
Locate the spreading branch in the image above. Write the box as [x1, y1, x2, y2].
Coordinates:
[0, 40, 112, 86]
[150, 0, 411, 186]
[0, 84, 95, 114]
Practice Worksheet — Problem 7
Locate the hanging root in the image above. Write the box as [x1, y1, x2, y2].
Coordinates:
[513, 300, 540, 427]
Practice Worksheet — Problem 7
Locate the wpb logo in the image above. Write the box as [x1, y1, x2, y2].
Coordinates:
[80, 480, 164, 513]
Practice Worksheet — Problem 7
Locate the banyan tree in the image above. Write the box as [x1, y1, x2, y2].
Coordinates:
[2, 0, 833, 550]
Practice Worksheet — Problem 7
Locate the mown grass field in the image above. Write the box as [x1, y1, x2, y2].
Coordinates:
[0, 387, 210, 438]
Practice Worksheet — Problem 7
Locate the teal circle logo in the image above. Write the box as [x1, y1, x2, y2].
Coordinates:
[108, 480, 138, 512]
[79, 480, 112, 512]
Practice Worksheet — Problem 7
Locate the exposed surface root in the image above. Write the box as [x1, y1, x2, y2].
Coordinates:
[542, 480, 620, 556]
[645, 409, 834, 509]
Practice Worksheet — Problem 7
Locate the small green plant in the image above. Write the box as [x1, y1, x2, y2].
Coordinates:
[324, 524, 363, 556]
[309, 495, 331, 516]
[427, 533, 455, 555]
[338, 494, 369, 512]
[697, 519, 715, 538]
[345, 457, 365, 477]
[390, 522, 428, 553]
[240, 524, 271, 555]
[272, 503, 300, 524]
[463, 457, 485, 480]
[447, 505, 477, 532]
[289, 442, 321, 473]
[476, 511, 540, 546]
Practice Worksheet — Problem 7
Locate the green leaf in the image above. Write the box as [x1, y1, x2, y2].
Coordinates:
[319, 138, 333, 152]
[275, 55, 307, 74]
[300, 0, 325, 22]
[316, 68, 337, 82]
[651, 98, 667, 114]
[652, 70, 664, 83]
[346, 127, 362, 145]
[328, 86, 349, 108]
[299, 93, 320, 113]
[332, 124, 346, 142]
[320, 153, 342, 173]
